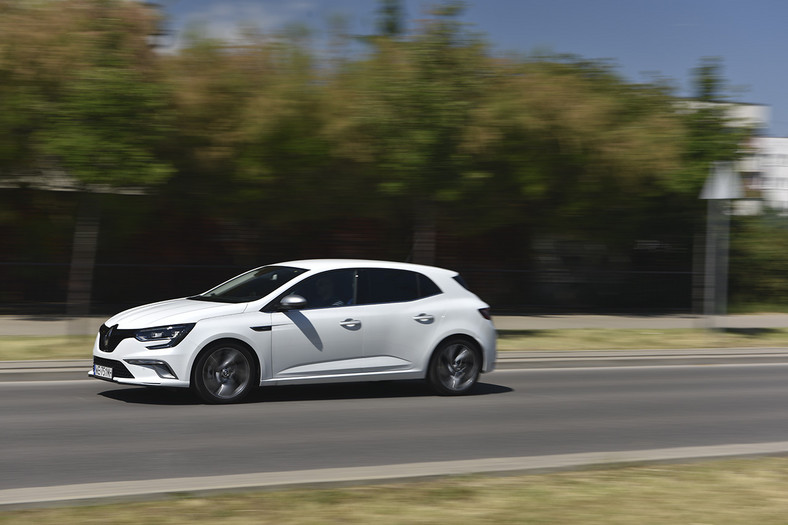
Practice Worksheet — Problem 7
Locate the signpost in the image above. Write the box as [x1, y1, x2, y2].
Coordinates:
[700, 162, 743, 328]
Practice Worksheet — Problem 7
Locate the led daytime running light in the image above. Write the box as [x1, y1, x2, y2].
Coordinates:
[134, 323, 195, 349]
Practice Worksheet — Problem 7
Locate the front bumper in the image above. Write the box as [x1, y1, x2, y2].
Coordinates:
[89, 332, 191, 388]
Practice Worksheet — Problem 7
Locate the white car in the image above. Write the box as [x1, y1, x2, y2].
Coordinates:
[89, 259, 496, 403]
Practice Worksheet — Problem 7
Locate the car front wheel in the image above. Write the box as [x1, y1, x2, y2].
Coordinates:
[428, 338, 481, 395]
[193, 342, 257, 404]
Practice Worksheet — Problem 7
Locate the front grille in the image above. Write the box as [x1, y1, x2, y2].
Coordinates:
[98, 324, 136, 352]
[93, 356, 135, 379]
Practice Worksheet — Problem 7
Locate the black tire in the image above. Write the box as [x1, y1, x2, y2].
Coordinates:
[427, 337, 481, 395]
[192, 341, 258, 404]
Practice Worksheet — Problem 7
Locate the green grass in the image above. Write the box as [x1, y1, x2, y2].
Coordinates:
[3, 457, 788, 524]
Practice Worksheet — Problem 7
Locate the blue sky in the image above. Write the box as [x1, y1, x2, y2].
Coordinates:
[162, 0, 788, 135]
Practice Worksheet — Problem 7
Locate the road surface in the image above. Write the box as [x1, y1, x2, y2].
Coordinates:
[3, 363, 788, 494]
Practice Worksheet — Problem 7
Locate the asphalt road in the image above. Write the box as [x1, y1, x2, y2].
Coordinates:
[4, 364, 788, 494]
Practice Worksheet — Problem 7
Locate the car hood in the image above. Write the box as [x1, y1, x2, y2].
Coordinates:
[104, 298, 248, 329]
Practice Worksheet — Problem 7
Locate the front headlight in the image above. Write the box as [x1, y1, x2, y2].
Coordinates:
[135, 323, 195, 349]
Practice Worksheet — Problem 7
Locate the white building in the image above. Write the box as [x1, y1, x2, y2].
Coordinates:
[743, 137, 788, 213]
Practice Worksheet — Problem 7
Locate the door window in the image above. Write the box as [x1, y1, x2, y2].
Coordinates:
[287, 269, 356, 309]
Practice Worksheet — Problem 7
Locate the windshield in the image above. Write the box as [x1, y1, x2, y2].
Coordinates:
[190, 266, 307, 303]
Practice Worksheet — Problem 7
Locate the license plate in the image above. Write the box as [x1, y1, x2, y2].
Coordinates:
[94, 364, 113, 380]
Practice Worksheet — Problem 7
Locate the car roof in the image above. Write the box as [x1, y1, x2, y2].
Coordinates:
[275, 259, 458, 277]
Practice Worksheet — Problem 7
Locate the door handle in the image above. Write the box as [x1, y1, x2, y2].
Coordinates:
[340, 318, 361, 329]
[413, 314, 434, 324]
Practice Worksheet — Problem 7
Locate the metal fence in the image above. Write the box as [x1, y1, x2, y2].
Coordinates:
[0, 261, 695, 315]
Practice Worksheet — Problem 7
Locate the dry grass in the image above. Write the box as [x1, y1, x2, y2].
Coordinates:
[3, 457, 788, 524]
[497, 327, 788, 351]
[0, 336, 94, 361]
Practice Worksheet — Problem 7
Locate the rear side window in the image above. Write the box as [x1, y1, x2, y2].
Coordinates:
[419, 273, 442, 297]
[357, 269, 442, 305]
[453, 275, 470, 290]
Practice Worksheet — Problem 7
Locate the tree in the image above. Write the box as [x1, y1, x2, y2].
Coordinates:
[0, 0, 173, 186]
[0, 0, 175, 314]
[377, 0, 406, 37]
[730, 212, 788, 309]
[464, 58, 685, 238]
[332, 2, 492, 264]
[160, 28, 358, 264]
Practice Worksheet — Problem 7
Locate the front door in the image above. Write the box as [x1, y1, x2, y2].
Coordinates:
[270, 269, 364, 378]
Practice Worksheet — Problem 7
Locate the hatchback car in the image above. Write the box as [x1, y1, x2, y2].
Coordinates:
[89, 259, 496, 403]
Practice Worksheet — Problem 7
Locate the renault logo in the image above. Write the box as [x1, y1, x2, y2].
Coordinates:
[102, 325, 116, 350]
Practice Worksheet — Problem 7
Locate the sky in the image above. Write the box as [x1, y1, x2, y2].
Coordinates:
[161, 0, 788, 136]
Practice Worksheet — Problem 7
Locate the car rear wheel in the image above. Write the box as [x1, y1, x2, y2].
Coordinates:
[428, 338, 481, 395]
[193, 342, 257, 404]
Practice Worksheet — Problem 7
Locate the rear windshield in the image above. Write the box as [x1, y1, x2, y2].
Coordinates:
[190, 266, 307, 303]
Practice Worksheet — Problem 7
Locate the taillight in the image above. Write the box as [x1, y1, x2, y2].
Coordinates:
[478, 307, 492, 320]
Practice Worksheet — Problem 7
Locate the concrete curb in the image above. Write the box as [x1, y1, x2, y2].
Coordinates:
[3, 441, 788, 508]
[0, 359, 92, 381]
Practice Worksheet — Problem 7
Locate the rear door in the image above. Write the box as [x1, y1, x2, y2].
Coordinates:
[355, 268, 446, 370]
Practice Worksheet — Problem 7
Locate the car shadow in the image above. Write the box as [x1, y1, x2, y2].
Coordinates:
[97, 380, 512, 405]
[98, 387, 200, 405]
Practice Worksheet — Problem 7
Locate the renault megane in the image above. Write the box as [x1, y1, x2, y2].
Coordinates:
[89, 259, 496, 403]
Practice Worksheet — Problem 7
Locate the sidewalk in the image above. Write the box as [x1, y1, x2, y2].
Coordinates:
[492, 313, 788, 330]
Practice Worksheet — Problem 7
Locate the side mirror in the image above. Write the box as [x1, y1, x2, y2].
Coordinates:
[279, 294, 307, 310]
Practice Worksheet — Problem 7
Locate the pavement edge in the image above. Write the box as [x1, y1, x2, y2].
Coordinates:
[4, 442, 788, 509]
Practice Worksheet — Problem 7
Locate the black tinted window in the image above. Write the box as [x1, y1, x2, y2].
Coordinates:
[419, 274, 442, 297]
[357, 269, 441, 305]
[287, 269, 356, 309]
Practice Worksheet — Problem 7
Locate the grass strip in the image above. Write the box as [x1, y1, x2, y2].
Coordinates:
[497, 327, 788, 351]
[3, 457, 788, 524]
[0, 336, 94, 361]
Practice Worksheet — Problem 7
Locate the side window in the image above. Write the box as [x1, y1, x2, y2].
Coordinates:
[287, 269, 356, 309]
[357, 269, 442, 305]
[419, 273, 442, 298]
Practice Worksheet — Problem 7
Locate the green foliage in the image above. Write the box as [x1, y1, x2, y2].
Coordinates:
[448, 56, 689, 244]
[338, 3, 490, 202]
[730, 212, 788, 307]
[693, 56, 726, 102]
[669, 59, 751, 199]
[0, 0, 174, 187]
[0, 0, 766, 307]
[39, 62, 173, 186]
[377, 0, 406, 36]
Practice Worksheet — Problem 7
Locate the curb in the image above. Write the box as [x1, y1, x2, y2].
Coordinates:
[0, 359, 92, 382]
[3, 441, 788, 508]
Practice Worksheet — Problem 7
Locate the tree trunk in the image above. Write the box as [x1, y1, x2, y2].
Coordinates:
[411, 203, 436, 265]
[66, 193, 99, 316]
